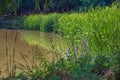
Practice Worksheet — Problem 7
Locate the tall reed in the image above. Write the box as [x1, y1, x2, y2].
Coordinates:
[5, 31, 18, 79]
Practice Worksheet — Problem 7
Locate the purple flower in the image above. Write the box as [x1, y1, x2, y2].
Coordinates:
[74, 45, 79, 59]
[74, 45, 78, 52]
[82, 39, 87, 52]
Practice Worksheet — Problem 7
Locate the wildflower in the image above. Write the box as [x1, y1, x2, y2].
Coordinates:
[82, 39, 87, 52]
[74, 44, 79, 59]
[74, 44, 78, 52]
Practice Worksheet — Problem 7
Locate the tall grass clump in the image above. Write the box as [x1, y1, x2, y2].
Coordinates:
[40, 14, 59, 32]
[58, 5, 120, 53]
[3, 31, 18, 80]
[58, 5, 120, 79]
[23, 13, 59, 32]
[23, 15, 42, 30]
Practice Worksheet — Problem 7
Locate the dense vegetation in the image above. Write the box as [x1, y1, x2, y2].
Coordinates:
[0, 0, 117, 15]
[0, 0, 120, 80]
[1, 5, 118, 80]
[23, 5, 120, 64]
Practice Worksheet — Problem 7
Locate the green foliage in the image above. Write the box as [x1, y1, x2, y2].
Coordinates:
[2, 5, 120, 80]
[24, 5, 120, 52]
[23, 5, 120, 79]
[24, 13, 59, 32]
[58, 5, 120, 53]
[0, 0, 21, 15]
[24, 5, 120, 54]
[40, 14, 59, 32]
[23, 15, 42, 30]
[0, 0, 116, 15]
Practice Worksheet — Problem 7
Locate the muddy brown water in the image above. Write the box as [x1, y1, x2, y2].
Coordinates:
[0, 30, 54, 78]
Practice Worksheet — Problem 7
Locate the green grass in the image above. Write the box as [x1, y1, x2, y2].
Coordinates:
[21, 31, 52, 50]
[23, 13, 59, 32]
[21, 31, 67, 51]
[3, 31, 18, 80]
[24, 5, 120, 53]
[2, 5, 120, 80]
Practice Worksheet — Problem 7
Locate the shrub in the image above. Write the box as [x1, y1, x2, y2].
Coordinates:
[40, 13, 59, 32]
[23, 13, 59, 32]
[23, 14, 42, 30]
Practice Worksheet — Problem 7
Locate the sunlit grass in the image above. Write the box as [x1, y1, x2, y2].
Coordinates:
[1, 5, 120, 80]
[21, 31, 51, 50]
[21, 31, 68, 52]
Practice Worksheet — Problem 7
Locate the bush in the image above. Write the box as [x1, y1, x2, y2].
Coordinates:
[23, 13, 59, 32]
[40, 14, 59, 32]
[23, 15, 42, 30]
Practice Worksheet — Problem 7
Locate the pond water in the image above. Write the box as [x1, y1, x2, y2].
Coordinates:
[0, 30, 66, 78]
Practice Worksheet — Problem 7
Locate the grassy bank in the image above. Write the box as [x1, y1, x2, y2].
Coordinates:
[23, 5, 120, 53]
[1, 5, 120, 80]
[22, 5, 120, 80]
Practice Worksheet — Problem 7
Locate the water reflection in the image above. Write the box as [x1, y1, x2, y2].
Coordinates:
[0, 30, 66, 78]
[21, 31, 52, 50]
[21, 30, 67, 51]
